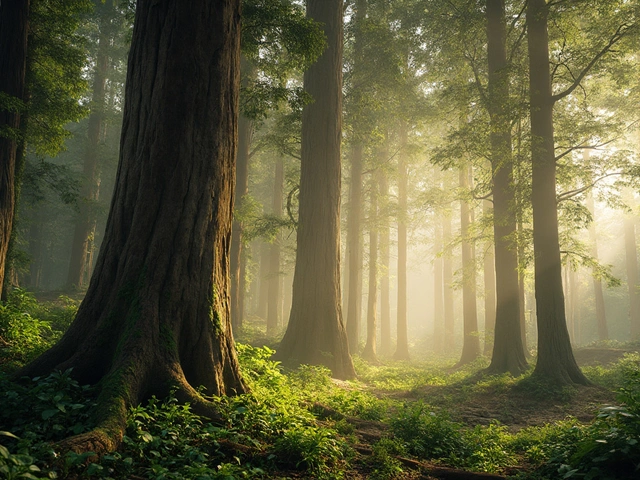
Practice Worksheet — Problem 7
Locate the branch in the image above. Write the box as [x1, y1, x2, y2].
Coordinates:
[551, 23, 632, 103]
[554, 137, 617, 162]
[556, 171, 623, 203]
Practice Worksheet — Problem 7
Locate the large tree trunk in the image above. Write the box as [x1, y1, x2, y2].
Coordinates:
[230, 100, 253, 332]
[379, 166, 391, 355]
[394, 125, 410, 361]
[485, 0, 527, 375]
[457, 164, 481, 365]
[527, 0, 588, 385]
[585, 184, 608, 341]
[0, 0, 29, 297]
[362, 173, 379, 363]
[625, 212, 640, 339]
[67, 11, 110, 289]
[274, 0, 355, 379]
[267, 156, 284, 335]
[17, 0, 246, 454]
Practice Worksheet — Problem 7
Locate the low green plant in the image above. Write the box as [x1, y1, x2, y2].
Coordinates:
[364, 438, 405, 480]
[390, 402, 466, 461]
[272, 425, 348, 478]
[0, 431, 50, 480]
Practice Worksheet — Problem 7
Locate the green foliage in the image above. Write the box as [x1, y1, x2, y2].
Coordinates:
[390, 402, 466, 461]
[0, 289, 78, 368]
[363, 438, 405, 480]
[0, 432, 49, 480]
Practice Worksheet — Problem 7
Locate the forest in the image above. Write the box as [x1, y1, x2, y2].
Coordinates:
[1, 0, 640, 478]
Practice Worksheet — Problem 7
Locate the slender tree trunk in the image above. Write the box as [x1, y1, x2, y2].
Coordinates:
[267, 157, 284, 335]
[0, 0, 29, 297]
[345, 0, 367, 353]
[394, 125, 410, 360]
[362, 173, 379, 363]
[257, 241, 270, 319]
[18, 0, 245, 454]
[485, 0, 526, 374]
[346, 143, 363, 352]
[483, 199, 496, 356]
[379, 167, 391, 355]
[458, 164, 480, 365]
[433, 213, 444, 353]
[67, 19, 109, 289]
[517, 220, 529, 355]
[443, 211, 455, 351]
[230, 103, 253, 332]
[624, 211, 640, 338]
[275, 0, 355, 379]
[585, 184, 608, 341]
[527, 0, 588, 384]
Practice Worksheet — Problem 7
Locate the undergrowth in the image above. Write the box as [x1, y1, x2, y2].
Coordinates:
[1, 292, 640, 479]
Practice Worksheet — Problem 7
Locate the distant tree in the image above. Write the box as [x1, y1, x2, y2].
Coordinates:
[267, 156, 285, 335]
[275, 0, 355, 379]
[0, 0, 29, 296]
[394, 124, 410, 361]
[585, 179, 608, 341]
[17, 0, 246, 453]
[457, 163, 481, 365]
[362, 171, 379, 363]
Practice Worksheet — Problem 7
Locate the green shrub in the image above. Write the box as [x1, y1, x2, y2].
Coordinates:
[390, 402, 466, 461]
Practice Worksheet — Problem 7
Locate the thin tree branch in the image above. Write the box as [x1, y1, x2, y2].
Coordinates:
[551, 23, 632, 103]
[556, 171, 623, 203]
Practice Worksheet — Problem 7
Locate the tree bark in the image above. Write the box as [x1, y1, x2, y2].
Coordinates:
[67, 10, 110, 289]
[458, 164, 481, 365]
[274, 0, 355, 379]
[257, 241, 269, 319]
[527, 0, 588, 385]
[394, 125, 410, 361]
[0, 0, 29, 297]
[267, 156, 284, 335]
[485, 0, 527, 375]
[362, 173, 379, 363]
[17, 0, 246, 454]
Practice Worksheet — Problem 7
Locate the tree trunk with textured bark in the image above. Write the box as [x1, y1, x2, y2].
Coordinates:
[17, 0, 246, 454]
[527, 0, 588, 385]
[274, 0, 355, 379]
[485, 0, 527, 375]
[0, 0, 29, 296]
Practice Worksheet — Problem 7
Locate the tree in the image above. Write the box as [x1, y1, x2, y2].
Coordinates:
[362, 171, 379, 363]
[457, 162, 481, 365]
[267, 156, 284, 335]
[623, 191, 640, 339]
[585, 184, 608, 341]
[485, 0, 527, 375]
[527, 0, 588, 384]
[0, 0, 30, 296]
[274, 0, 355, 379]
[17, 0, 246, 453]
[66, 0, 119, 289]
